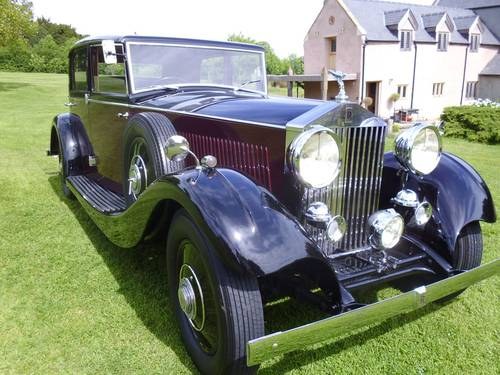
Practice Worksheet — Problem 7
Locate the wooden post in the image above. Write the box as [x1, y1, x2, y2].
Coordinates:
[321, 66, 328, 100]
[287, 67, 294, 97]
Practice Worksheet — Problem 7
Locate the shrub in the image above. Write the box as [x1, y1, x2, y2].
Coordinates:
[441, 105, 500, 144]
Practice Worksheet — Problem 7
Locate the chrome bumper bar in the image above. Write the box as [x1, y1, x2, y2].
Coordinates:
[247, 259, 499, 366]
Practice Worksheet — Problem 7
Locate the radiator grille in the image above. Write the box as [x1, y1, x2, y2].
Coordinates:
[181, 132, 272, 190]
[302, 121, 386, 253]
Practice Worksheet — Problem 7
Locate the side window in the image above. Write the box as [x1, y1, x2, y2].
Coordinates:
[90, 44, 127, 94]
[70, 48, 88, 91]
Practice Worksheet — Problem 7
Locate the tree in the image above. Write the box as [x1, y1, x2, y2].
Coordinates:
[0, 0, 34, 47]
[228, 33, 287, 75]
[284, 54, 304, 75]
[32, 17, 81, 45]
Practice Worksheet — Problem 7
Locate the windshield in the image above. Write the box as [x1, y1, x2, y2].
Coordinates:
[127, 43, 266, 94]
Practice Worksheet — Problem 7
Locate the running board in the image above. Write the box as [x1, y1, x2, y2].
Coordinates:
[67, 175, 126, 214]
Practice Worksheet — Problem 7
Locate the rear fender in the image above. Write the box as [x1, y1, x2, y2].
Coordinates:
[50, 113, 94, 176]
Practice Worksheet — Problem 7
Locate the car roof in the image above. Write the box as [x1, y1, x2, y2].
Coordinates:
[72, 35, 265, 52]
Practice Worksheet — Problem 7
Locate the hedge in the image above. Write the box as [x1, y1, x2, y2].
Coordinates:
[441, 105, 500, 144]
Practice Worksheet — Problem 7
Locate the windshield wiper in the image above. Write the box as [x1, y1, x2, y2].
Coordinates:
[147, 84, 180, 91]
[234, 80, 262, 92]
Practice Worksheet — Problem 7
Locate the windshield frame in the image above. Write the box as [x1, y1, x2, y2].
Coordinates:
[125, 41, 267, 95]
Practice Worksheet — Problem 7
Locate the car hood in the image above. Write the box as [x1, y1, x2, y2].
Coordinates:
[140, 90, 322, 126]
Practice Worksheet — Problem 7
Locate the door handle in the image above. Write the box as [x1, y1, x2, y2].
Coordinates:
[64, 102, 77, 107]
[117, 112, 129, 119]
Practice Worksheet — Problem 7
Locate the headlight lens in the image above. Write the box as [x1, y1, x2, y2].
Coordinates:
[395, 124, 442, 175]
[289, 126, 341, 188]
[368, 209, 404, 250]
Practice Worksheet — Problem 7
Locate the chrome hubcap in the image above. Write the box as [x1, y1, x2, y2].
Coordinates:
[128, 154, 147, 198]
[178, 264, 205, 331]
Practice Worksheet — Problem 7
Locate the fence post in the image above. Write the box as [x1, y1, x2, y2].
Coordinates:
[321, 66, 328, 100]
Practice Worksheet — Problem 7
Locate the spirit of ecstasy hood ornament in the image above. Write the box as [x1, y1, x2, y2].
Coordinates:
[328, 70, 348, 102]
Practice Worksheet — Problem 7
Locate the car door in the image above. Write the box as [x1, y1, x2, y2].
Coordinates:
[68, 47, 89, 132]
[87, 43, 129, 189]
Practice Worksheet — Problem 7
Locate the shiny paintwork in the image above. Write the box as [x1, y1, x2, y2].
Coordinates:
[51, 35, 496, 297]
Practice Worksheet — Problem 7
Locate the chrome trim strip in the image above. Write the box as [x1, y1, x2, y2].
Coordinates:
[246, 259, 500, 366]
[86, 98, 285, 129]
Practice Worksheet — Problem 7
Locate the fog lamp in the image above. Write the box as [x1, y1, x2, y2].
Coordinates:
[415, 201, 432, 225]
[368, 209, 404, 250]
[326, 215, 347, 242]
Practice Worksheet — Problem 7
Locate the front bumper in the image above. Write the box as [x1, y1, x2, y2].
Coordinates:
[247, 258, 499, 366]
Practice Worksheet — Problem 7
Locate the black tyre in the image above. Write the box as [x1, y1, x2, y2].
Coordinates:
[452, 221, 483, 270]
[123, 112, 183, 206]
[167, 210, 264, 375]
[440, 222, 483, 302]
[58, 138, 74, 199]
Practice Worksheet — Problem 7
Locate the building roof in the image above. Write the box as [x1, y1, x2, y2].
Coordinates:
[342, 0, 499, 45]
[436, 0, 500, 9]
[453, 15, 479, 31]
[480, 54, 500, 75]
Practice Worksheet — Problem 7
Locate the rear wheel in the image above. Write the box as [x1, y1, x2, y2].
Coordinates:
[167, 210, 264, 375]
[58, 139, 73, 199]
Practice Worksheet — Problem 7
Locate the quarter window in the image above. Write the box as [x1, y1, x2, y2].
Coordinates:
[90, 44, 127, 94]
[432, 82, 444, 96]
[470, 34, 480, 52]
[70, 48, 88, 91]
[437, 32, 449, 52]
[397, 84, 408, 98]
[400, 30, 412, 51]
[465, 81, 477, 98]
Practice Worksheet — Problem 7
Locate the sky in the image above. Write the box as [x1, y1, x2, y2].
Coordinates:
[31, 0, 325, 58]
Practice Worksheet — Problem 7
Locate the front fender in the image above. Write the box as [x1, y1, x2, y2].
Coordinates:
[380, 152, 496, 259]
[75, 168, 338, 291]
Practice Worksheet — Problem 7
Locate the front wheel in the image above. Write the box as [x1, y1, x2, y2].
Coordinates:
[440, 221, 483, 302]
[167, 210, 264, 375]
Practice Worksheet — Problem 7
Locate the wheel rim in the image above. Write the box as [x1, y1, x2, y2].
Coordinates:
[177, 240, 218, 354]
[127, 139, 149, 199]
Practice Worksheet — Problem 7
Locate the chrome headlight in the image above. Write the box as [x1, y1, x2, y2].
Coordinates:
[395, 124, 442, 175]
[289, 126, 341, 188]
[368, 209, 404, 250]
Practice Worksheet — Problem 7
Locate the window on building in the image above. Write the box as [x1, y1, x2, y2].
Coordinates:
[330, 37, 337, 53]
[465, 81, 477, 98]
[470, 34, 480, 52]
[397, 84, 408, 98]
[432, 82, 444, 96]
[400, 30, 412, 50]
[437, 32, 449, 52]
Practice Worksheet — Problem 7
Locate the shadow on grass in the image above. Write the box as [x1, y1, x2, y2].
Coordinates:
[0, 81, 32, 92]
[48, 176, 197, 373]
[48, 175, 455, 374]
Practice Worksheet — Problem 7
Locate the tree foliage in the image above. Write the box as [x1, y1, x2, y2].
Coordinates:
[227, 33, 303, 76]
[0, 0, 34, 47]
[0, 1, 82, 73]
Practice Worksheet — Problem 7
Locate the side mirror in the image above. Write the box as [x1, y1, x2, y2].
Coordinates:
[165, 135, 190, 162]
[102, 40, 117, 64]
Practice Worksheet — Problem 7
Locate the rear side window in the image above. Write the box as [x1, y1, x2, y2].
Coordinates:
[70, 48, 88, 91]
[90, 44, 127, 94]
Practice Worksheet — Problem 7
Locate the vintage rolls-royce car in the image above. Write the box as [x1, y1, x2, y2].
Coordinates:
[49, 35, 498, 374]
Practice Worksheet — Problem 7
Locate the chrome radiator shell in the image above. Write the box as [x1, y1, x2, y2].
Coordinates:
[298, 116, 387, 254]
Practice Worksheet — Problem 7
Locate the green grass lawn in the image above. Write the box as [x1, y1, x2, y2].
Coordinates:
[0, 71, 498, 374]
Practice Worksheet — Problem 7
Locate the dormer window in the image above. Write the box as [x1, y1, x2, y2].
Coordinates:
[470, 34, 480, 52]
[437, 32, 449, 51]
[400, 30, 412, 51]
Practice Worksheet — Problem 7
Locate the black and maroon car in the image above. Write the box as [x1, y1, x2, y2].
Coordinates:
[49, 35, 498, 374]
